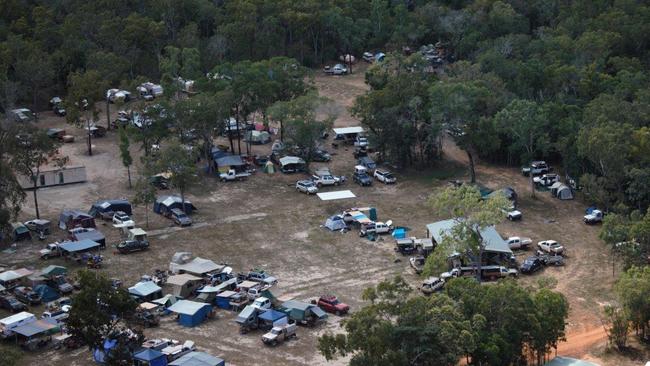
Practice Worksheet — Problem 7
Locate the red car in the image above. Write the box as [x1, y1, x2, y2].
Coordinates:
[316, 295, 350, 316]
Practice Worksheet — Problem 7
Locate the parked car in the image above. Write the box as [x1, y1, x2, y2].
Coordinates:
[42, 309, 69, 323]
[112, 211, 134, 227]
[219, 169, 251, 182]
[117, 239, 149, 254]
[419, 277, 445, 294]
[505, 208, 522, 221]
[359, 221, 393, 237]
[296, 180, 318, 195]
[251, 297, 272, 310]
[171, 208, 192, 226]
[537, 240, 564, 254]
[537, 253, 565, 266]
[311, 149, 331, 162]
[48, 276, 74, 294]
[362, 52, 375, 62]
[409, 255, 426, 274]
[14, 286, 42, 305]
[353, 169, 372, 186]
[520, 256, 544, 274]
[521, 161, 550, 176]
[311, 174, 341, 187]
[534, 173, 559, 186]
[374, 170, 396, 184]
[323, 64, 348, 75]
[262, 323, 297, 346]
[40, 242, 64, 259]
[506, 236, 532, 250]
[246, 270, 278, 286]
[584, 209, 603, 225]
[315, 295, 349, 316]
[0, 295, 28, 312]
[357, 156, 376, 171]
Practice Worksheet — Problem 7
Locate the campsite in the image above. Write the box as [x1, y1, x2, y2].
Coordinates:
[2, 2, 650, 366]
[0, 68, 628, 366]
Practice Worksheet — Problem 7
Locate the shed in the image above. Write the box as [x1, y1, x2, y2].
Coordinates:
[58, 210, 95, 230]
[556, 185, 574, 200]
[11, 223, 31, 241]
[169, 351, 225, 366]
[88, 199, 132, 217]
[134, 348, 169, 366]
[165, 274, 203, 298]
[167, 300, 212, 327]
[129, 281, 163, 302]
[59, 239, 101, 253]
[153, 196, 196, 216]
[215, 291, 236, 309]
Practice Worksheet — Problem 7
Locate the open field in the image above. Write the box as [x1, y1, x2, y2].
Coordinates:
[1, 67, 639, 366]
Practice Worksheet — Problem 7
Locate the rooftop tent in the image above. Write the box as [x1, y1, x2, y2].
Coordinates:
[88, 199, 132, 217]
[169, 351, 225, 366]
[34, 284, 60, 303]
[153, 196, 196, 215]
[129, 281, 163, 300]
[134, 348, 169, 366]
[59, 239, 100, 253]
[11, 222, 31, 241]
[167, 300, 212, 327]
[58, 210, 95, 230]
[236, 305, 258, 324]
[262, 161, 275, 174]
[556, 185, 574, 200]
[325, 215, 347, 231]
[426, 219, 512, 255]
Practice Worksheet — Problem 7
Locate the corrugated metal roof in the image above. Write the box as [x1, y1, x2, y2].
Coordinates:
[169, 351, 224, 366]
[168, 300, 211, 316]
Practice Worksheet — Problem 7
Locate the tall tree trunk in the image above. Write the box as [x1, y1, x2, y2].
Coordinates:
[87, 119, 93, 156]
[530, 168, 535, 198]
[127, 166, 132, 188]
[106, 99, 111, 130]
[467, 150, 476, 183]
[32, 179, 40, 219]
[280, 120, 284, 142]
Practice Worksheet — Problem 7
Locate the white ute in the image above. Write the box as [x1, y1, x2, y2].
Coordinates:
[506, 237, 532, 250]
[262, 323, 297, 346]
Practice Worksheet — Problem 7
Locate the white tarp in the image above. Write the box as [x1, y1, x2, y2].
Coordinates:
[333, 126, 364, 135]
[317, 190, 356, 201]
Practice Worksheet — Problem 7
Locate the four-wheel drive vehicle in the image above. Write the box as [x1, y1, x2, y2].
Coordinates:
[374, 170, 396, 184]
[584, 209, 603, 225]
[537, 253, 565, 266]
[409, 255, 426, 274]
[117, 239, 149, 254]
[521, 161, 550, 176]
[323, 64, 348, 75]
[296, 180, 318, 195]
[419, 277, 445, 295]
[251, 297, 272, 310]
[315, 295, 349, 316]
[246, 270, 278, 286]
[24, 219, 51, 235]
[442, 266, 517, 281]
[311, 174, 341, 187]
[533, 173, 559, 186]
[506, 236, 532, 250]
[395, 238, 417, 255]
[354, 135, 369, 148]
[311, 149, 332, 162]
[14, 287, 42, 305]
[357, 156, 376, 171]
[262, 323, 297, 346]
[48, 276, 74, 294]
[171, 208, 192, 226]
[537, 240, 564, 254]
[505, 208, 522, 221]
[520, 256, 544, 274]
[359, 220, 393, 237]
[40, 242, 64, 259]
[362, 52, 375, 62]
[112, 211, 134, 227]
[220, 169, 251, 182]
[42, 309, 69, 323]
[353, 171, 373, 186]
[0, 295, 27, 312]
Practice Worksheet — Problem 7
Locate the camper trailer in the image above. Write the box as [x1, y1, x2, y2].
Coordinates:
[17, 166, 86, 189]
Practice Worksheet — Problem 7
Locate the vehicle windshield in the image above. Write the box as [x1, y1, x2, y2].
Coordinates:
[271, 329, 281, 335]
[330, 299, 340, 305]
[384, 173, 394, 178]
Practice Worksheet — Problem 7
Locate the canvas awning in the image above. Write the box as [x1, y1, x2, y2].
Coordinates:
[176, 258, 222, 275]
[332, 126, 364, 135]
[168, 300, 210, 316]
[169, 351, 225, 366]
[41, 265, 67, 277]
[279, 156, 305, 166]
[425, 219, 512, 254]
[128, 281, 162, 297]
[317, 190, 356, 201]
[59, 239, 100, 253]
[13, 319, 57, 337]
[215, 155, 244, 167]
[129, 228, 147, 237]
[166, 274, 202, 286]
[259, 309, 286, 322]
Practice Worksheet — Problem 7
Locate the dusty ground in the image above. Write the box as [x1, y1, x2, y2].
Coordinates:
[2, 65, 645, 366]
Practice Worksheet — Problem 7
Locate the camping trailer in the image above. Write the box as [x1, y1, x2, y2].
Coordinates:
[17, 166, 86, 189]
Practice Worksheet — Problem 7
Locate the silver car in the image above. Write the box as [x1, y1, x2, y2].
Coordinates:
[296, 180, 318, 195]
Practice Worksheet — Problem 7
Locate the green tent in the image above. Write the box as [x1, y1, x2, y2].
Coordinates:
[41, 265, 67, 277]
[262, 161, 275, 174]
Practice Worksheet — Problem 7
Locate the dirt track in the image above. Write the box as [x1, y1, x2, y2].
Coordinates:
[1, 65, 635, 365]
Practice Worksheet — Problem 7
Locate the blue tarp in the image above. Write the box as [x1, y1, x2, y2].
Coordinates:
[94, 338, 118, 363]
[59, 239, 100, 253]
[259, 309, 287, 322]
[392, 228, 406, 239]
[134, 348, 168, 366]
[34, 284, 59, 303]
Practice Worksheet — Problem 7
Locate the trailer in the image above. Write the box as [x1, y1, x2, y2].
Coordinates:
[17, 166, 87, 189]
